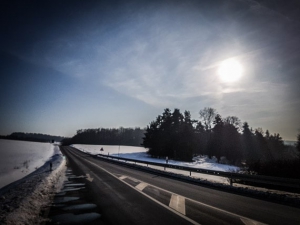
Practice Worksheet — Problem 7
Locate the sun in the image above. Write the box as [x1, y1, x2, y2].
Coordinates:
[218, 59, 243, 83]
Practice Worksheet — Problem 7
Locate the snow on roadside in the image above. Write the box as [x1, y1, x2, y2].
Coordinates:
[72, 144, 300, 202]
[71, 144, 145, 155]
[71, 144, 240, 172]
[71, 144, 240, 185]
[0, 145, 66, 225]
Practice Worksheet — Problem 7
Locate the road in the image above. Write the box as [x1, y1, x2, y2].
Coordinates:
[59, 146, 300, 225]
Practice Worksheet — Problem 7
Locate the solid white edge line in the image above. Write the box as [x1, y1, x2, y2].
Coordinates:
[81, 158, 200, 225]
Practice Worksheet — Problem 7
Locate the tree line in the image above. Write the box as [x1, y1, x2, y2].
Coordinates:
[0, 132, 65, 143]
[61, 127, 145, 147]
[142, 108, 300, 178]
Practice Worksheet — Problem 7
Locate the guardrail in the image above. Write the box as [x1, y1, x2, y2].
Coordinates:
[96, 154, 300, 190]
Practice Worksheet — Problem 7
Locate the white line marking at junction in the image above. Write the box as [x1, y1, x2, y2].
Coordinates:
[135, 182, 148, 191]
[119, 175, 127, 180]
[169, 194, 186, 215]
[72, 149, 267, 225]
[81, 158, 200, 225]
[86, 173, 94, 182]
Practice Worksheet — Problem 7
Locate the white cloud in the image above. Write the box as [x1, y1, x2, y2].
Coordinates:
[10, 1, 296, 119]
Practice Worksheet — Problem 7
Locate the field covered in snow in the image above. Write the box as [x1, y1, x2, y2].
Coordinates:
[0, 139, 55, 189]
[71, 144, 240, 172]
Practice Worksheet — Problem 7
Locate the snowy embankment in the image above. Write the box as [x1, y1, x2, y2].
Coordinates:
[0, 140, 66, 225]
[71, 144, 240, 184]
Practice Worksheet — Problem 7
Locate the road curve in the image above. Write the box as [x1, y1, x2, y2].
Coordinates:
[60, 146, 300, 225]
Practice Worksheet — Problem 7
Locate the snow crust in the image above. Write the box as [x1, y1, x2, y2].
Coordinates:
[71, 144, 240, 172]
[0, 139, 55, 189]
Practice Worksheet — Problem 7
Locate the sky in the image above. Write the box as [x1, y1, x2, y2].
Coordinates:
[0, 0, 300, 140]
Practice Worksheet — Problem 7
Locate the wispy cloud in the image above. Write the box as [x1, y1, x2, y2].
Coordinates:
[9, 0, 299, 116]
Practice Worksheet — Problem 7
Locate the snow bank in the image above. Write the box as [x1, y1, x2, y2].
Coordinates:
[0, 145, 66, 225]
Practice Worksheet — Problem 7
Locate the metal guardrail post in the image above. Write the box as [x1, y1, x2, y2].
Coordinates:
[94, 153, 300, 190]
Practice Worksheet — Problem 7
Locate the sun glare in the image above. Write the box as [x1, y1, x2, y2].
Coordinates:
[218, 59, 243, 83]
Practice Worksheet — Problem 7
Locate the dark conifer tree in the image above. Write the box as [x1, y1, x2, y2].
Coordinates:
[297, 133, 300, 153]
[241, 122, 260, 170]
[195, 121, 207, 155]
[222, 121, 242, 165]
[267, 133, 285, 160]
[143, 108, 196, 161]
[208, 114, 224, 162]
[175, 110, 196, 161]
[143, 119, 162, 156]
[254, 128, 273, 163]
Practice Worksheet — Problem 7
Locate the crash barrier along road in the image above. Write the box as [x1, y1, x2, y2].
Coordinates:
[58, 146, 300, 225]
[96, 153, 300, 191]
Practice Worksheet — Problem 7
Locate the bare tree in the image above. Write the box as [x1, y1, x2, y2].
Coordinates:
[224, 116, 241, 131]
[199, 107, 216, 131]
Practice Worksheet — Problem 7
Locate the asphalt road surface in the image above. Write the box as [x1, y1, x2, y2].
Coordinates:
[59, 146, 300, 225]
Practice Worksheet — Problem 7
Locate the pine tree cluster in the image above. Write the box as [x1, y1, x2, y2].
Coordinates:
[143, 108, 300, 178]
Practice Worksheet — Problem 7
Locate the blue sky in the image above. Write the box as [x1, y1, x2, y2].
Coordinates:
[1, 0, 300, 140]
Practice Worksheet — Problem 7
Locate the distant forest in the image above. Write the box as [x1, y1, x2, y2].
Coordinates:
[0, 132, 65, 143]
[142, 108, 300, 178]
[61, 127, 145, 147]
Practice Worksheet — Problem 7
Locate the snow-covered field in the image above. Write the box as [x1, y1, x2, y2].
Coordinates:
[0, 139, 56, 189]
[0, 140, 66, 225]
[71, 144, 240, 172]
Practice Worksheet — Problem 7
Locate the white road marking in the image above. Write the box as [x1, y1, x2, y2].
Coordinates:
[129, 177, 139, 182]
[81, 158, 200, 225]
[78, 153, 267, 225]
[169, 194, 186, 215]
[240, 218, 267, 225]
[86, 173, 94, 182]
[135, 182, 148, 191]
[119, 175, 127, 180]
